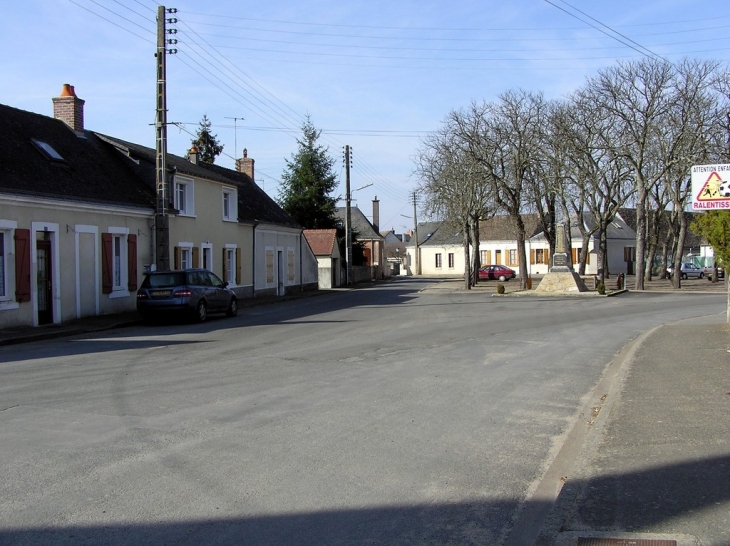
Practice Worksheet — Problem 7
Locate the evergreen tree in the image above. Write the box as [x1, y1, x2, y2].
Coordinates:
[278, 116, 339, 229]
[188, 115, 223, 164]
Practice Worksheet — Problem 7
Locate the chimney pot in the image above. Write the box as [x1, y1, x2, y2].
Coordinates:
[236, 148, 254, 180]
[53, 83, 85, 132]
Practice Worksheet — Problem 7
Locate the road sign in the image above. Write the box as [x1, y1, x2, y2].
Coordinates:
[691, 164, 730, 211]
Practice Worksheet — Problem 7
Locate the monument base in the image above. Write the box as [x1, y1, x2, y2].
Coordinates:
[535, 271, 588, 293]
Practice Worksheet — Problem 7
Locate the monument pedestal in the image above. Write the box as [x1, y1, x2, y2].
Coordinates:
[535, 231, 589, 293]
[535, 270, 588, 293]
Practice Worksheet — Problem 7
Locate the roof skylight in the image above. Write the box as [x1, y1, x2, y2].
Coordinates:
[31, 139, 64, 161]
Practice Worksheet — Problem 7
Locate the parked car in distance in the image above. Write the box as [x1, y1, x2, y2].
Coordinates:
[478, 265, 516, 281]
[667, 263, 704, 280]
[137, 268, 237, 323]
[703, 264, 725, 281]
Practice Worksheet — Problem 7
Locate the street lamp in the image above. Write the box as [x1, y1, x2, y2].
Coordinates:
[345, 183, 373, 285]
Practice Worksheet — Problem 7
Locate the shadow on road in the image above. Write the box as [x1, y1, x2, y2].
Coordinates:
[2, 455, 729, 545]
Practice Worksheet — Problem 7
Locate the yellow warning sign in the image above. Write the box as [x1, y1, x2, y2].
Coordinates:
[696, 172, 727, 201]
[692, 164, 730, 210]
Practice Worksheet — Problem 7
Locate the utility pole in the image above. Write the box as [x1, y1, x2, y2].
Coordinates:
[344, 145, 353, 285]
[154, 5, 177, 271]
[413, 191, 420, 275]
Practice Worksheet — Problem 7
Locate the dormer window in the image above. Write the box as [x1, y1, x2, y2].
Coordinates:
[31, 139, 64, 161]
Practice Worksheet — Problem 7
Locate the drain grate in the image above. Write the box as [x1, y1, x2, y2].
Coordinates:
[577, 537, 677, 546]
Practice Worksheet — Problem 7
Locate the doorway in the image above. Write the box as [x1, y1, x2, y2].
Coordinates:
[36, 236, 53, 325]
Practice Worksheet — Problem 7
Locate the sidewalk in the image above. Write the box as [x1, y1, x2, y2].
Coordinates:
[536, 316, 730, 546]
[0, 287, 330, 347]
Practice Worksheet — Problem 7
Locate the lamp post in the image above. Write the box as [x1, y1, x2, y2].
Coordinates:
[345, 183, 373, 285]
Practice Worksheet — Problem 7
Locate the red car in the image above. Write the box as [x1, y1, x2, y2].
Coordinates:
[478, 265, 516, 281]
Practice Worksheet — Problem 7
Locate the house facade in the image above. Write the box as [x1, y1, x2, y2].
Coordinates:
[335, 199, 387, 281]
[0, 88, 155, 328]
[303, 229, 342, 289]
[404, 213, 637, 277]
[0, 84, 317, 329]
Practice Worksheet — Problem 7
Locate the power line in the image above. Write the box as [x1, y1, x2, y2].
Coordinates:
[545, 0, 665, 61]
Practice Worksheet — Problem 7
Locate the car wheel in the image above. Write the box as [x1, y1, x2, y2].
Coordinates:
[195, 300, 208, 323]
[498, 275, 506, 282]
[226, 298, 238, 317]
[699, 273, 704, 279]
[681, 273, 687, 280]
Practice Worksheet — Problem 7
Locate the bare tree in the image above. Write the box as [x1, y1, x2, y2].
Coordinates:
[584, 59, 676, 290]
[449, 91, 545, 289]
[414, 124, 492, 289]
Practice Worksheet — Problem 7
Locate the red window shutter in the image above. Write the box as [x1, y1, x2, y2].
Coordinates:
[192, 246, 200, 268]
[14, 229, 31, 302]
[235, 248, 241, 284]
[101, 233, 113, 294]
[174, 246, 181, 270]
[127, 234, 137, 291]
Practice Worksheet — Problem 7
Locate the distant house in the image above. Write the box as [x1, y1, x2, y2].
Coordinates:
[334, 197, 387, 281]
[303, 229, 342, 289]
[404, 213, 637, 277]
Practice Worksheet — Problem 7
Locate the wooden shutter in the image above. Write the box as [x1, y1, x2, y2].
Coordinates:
[127, 234, 137, 291]
[101, 233, 113, 294]
[174, 246, 181, 270]
[192, 246, 200, 268]
[530, 249, 535, 265]
[14, 229, 31, 302]
[235, 248, 241, 284]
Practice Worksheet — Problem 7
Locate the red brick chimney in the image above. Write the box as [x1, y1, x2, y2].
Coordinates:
[372, 196, 380, 232]
[235, 148, 255, 180]
[52, 84, 85, 132]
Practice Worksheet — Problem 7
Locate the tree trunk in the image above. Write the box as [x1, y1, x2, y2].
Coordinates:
[634, 185, 647, 290]
[463, 221, 472, 290]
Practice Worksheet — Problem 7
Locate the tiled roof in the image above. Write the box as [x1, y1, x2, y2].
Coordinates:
[334, 206, 383, 240]
[303, 229, 338, 256]
[619, 208, 703, 247]
[0, 104, 154, 209]
[479, 214, 542, 241]
[98, 135, 300, 228]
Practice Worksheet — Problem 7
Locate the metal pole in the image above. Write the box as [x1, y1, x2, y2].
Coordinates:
[155, 5, 170, 271]
[345, 145, 353, 285]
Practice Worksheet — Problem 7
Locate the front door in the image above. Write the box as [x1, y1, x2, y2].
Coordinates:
[37, 239, 53, 325]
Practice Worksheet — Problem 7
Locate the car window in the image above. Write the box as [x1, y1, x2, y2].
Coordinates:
[145, 273, 185, 288]
[208, 272, 225, 288]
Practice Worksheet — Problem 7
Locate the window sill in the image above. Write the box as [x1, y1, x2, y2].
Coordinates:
[0, 300, 20, 311]
[109, 289, 131, 299]
[177, 213, 197, 218]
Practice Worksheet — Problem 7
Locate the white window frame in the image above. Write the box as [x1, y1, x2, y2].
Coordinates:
[0, 220, 18, 310]
[448, 253, 455, 268]
[108, 227, 130, 299]
[174, 176, 195, 216]
[222, 187, 237, 222]
[225, 244, 236, 286]
[435, 253, 442, 268]
[177, 242, 193, 270]
[201, 242, 213, 271]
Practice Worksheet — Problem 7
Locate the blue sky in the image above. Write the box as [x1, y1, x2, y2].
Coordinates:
[2, 0, 729, 231]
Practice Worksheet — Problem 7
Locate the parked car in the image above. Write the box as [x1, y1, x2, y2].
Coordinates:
[667, 263, 704, 280]
[703, 264, 725, 281]
[137, 269, 237, 322]
[478, 265, 516, 281]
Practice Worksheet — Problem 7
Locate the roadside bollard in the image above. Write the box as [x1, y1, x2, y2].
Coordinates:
[616, 273, 624, 290]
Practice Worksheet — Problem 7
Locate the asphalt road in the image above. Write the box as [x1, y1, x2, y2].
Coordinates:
[0, 278, 725, 545]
